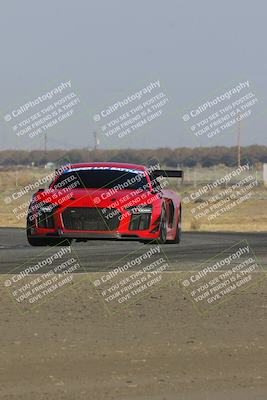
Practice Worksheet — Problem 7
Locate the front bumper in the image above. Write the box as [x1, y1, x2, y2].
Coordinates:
[28, 203, 162, 241]
[29, 230, 160, 241]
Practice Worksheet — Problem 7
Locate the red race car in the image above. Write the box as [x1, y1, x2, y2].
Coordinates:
[27, 162, 183, 246]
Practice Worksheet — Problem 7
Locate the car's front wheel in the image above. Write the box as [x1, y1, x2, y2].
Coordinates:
[27, 235, 72, 247]
[27, 216, 72, 246]
[27, 235, 53, 246]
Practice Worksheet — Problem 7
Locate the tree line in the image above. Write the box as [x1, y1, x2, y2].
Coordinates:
[0, 145, 267, 167]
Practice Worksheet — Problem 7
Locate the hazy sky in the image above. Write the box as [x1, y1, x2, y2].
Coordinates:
[0, 0, 266, 151]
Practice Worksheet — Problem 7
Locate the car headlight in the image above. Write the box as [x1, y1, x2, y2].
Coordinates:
[34, 202, 59, 229]
[30, 201, 59, 213]
[38, 203, 58, 213]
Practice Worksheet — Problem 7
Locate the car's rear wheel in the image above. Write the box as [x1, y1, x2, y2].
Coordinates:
[158, 206, 167, 244]
[168, 207, 182, 244]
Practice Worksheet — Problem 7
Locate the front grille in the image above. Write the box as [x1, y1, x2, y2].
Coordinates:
[62, 207, 121, 231]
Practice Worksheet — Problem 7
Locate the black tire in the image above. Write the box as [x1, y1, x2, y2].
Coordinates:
[168, 207, 182, 244]
[158, 205, 167, 244]
[26, 215, 72, 246]
[26, 216, 49, 246]
[27, 235, 72, 247]
[27, 236, 54, 246]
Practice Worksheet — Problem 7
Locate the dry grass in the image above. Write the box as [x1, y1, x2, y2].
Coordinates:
[0, 167, 53, 228]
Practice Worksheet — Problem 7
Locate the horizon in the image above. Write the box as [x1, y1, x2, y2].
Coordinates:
[1, 1, 266, 151]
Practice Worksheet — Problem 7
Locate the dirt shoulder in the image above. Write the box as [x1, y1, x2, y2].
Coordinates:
[0, 273, 266, 400]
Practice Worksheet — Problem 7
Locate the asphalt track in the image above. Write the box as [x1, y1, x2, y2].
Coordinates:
[0, 227, 266, 273]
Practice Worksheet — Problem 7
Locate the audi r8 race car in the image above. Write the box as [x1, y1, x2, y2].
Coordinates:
[26, 162, 183, 246]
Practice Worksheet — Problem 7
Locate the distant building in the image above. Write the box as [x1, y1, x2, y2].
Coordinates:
[45, 162, 55, 170]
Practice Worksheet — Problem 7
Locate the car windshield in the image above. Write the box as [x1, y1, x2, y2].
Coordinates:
[52, 168, 149, 191]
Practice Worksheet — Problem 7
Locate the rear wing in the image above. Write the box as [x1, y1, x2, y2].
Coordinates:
[152, 169, 184, 181]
